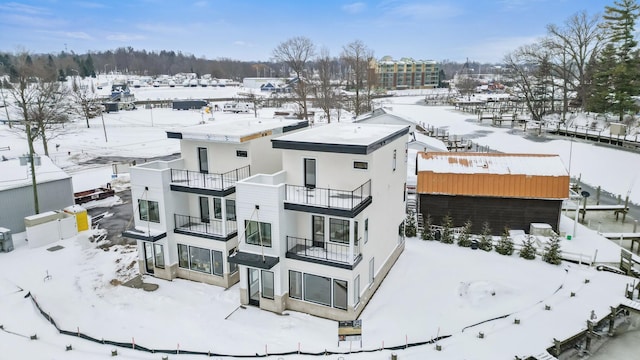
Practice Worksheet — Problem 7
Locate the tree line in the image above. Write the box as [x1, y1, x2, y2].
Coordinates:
[502, 0, 640, 123]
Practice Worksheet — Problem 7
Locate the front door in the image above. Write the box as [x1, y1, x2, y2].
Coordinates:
[144, 242, 154, 274]
[312, 215, 325, 247]
[248, 268, 260, 306]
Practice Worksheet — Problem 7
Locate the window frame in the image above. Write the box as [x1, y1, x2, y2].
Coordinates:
[245, 220, 272, 247]
[329, 218, 350, 244]
[289, 270, 302, 300]
[261, 270, 274, 299]
[189, 246, 212, 274]
[153, 243, 165, 269]
[138, 199, 160, 223]
[353, 161, 368, 170]
[303, 273, 331, 307]
[213, 198, 222, 220]
[333, 279, 348, 310]
[178, 244, 189, 269]
[212, 250, 223, 276]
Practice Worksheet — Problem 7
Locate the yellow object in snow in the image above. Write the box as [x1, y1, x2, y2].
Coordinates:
[64, 205, 89, 232]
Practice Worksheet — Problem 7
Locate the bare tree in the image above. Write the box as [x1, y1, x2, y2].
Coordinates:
[7, 53, 42, 213]
[504, 44, 553, 128]
[238, 89, 264, 118]
[314, 47, 339, 123]
[71, 78, 101, 128]
[272, 37, 316, 120]
[546, 11, 604, 111]
[341, 40, 373, 116]
[27, 80, 70, 156]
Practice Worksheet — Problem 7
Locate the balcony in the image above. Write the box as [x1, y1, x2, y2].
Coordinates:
[286, 236, 362, 269]
[174, 214, 237, 241]
[170, 165, 250, 196]
[284, 180, 372, 217]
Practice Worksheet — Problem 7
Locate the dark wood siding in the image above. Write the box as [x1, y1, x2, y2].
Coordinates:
[419, 194, 562, 235]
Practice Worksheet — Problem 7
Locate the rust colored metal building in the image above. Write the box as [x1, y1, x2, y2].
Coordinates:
[417, 152, 570, 235]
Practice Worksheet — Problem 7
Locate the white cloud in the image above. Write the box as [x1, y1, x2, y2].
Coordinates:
[342, 2, 366, 14]
[106, 33, 146, 42]
[61, 31, 93, 40]
[193, 0, 209, 7]
[0, 2, 48, 15]
[234, 40, 253, 47]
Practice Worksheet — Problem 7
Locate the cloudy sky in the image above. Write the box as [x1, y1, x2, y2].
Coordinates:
[0, 0, 608, 63]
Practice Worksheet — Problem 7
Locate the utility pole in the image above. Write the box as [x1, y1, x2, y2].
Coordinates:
[26, 122, 40, 214]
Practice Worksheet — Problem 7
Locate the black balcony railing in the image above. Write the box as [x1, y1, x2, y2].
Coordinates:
[286, 236, 361, 265]
[174, 214, 237, 238]
[170, 165, 250, 191]
[284, 180, 371, 210]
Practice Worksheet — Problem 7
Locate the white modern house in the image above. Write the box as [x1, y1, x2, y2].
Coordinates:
[229, 122, 410, 321]
[123, 117, 309, 288]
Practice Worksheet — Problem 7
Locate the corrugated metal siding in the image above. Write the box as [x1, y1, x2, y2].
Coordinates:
[0, 178, 74, 233]
[417, 173, 569, 199]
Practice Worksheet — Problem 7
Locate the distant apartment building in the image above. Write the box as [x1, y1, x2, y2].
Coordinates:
[372, 56, 439, 90]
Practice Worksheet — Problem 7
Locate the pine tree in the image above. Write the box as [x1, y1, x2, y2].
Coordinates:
[457, 219, 473, 247]
[495, 226, 514, 255]
[478, 222, 493, 251]
[519, 235, 537, 260]
[590, 0, 640, 121]
[440, 214, 454, 244]
[543, 234, 563, 265]
[404, 211, 417, 238]
[421, 214, 435, 240]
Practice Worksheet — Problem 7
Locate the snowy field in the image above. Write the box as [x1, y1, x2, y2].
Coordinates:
[1, 89, 640, 359]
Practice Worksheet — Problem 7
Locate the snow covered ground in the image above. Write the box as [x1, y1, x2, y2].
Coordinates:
[1, 89, 640, 359]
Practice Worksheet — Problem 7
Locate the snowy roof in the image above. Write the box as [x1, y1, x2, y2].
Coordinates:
[417, 152, 568, 176]
[410, 132, 449, 152]
[417, 152, 570, 199]
[272, 123, 410, 154]
[0, 155, 71, 192]
[167, 117, 308, 143]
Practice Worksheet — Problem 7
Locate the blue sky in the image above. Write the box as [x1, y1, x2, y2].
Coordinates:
[0, 0, 610, 63]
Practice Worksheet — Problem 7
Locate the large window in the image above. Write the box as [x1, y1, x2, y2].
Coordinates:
[178, 244, 189, 268]
[226, 199, 236, 221]
[261, 270, 274, 299]
[154, 244, 165, 269]
[304, 274, 331, 306]
[190, 246, 211, 274]
[304, 158, 316, 189]
[138, 199, 160, 223]
[199, 197, 209, 223]
[245, 220, 272, 247]
[333, 279, 348, 310]
[212, 250, 223, 276]
[213, 198, 222, 219]
[198, 147, 208, 173]
[354, 275, 361, 305]
[289, 270, 302, 300]
[330, 218, 349, 244]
